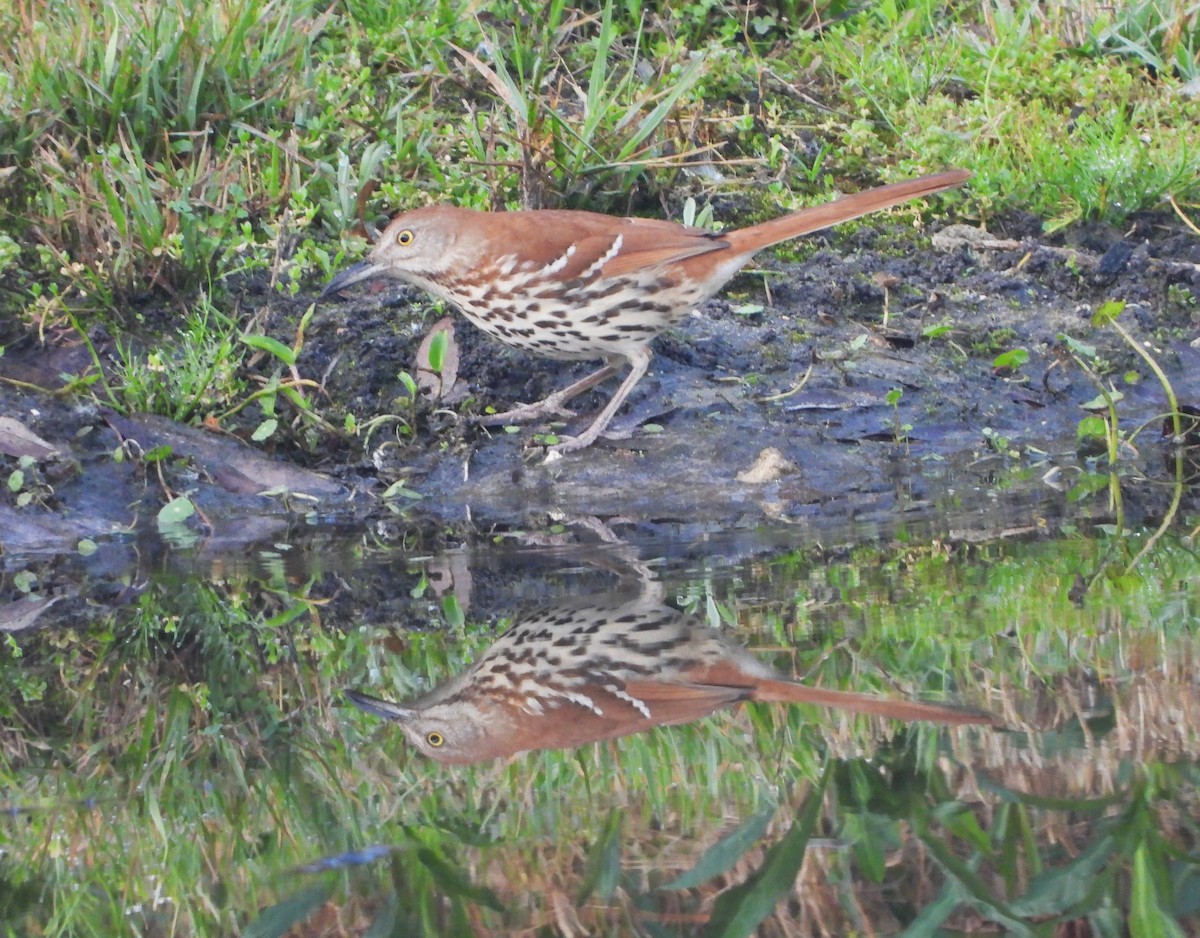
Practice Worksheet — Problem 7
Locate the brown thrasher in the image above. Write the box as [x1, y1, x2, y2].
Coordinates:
[322, 170, 970, 454]
[346, 584, 995, 764]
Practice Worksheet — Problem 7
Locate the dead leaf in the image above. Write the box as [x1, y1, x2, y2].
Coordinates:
[0, 417, 59, 459]
[736, 447, 796, 484]
[425, 549, 473, 615]
[0, 595, 62, 633]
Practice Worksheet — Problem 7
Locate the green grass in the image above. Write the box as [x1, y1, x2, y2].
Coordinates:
[1, 0, 1197, 444]
[1, 528, 1198, 934]
[2, 0, 1196, 302]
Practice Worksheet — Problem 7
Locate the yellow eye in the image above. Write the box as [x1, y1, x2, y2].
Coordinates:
[426, 731, 445, 748]
[396, 229, 415, 246]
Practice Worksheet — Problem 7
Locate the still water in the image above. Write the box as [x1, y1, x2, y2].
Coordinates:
[2, 483, 1198, 936]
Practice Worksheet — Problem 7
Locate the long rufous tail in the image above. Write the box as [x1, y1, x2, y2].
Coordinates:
[751, 677, 997, 727]
[725, 170, 971, 257]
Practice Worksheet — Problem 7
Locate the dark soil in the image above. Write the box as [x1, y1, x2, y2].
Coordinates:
[2, 209, 1198, 561]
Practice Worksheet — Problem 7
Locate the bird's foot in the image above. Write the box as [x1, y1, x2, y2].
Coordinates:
[542, 425, 635, 460]
[543, 434, 592, 459]
[475, 397, 577, 426]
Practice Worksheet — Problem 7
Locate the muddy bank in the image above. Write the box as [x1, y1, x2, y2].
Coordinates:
[1, 210, 1198, 562]
[299, 211, 1198, 522]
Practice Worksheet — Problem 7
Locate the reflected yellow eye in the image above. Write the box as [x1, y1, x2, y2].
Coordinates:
[426, 731, 445, 748]
[396, 229, 415, 246]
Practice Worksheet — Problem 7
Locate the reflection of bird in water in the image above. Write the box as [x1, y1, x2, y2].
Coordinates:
[348, 583, 995, 764]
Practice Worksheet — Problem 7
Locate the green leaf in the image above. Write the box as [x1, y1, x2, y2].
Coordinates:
[1130, 843, 1187, 938]
[157, 496, 195, 526]
[934, 802, 992, 854]
[897, 884, 961, 937]
[662, 802, 775, 890]
[441, 594, 465, 629]
[578, 808, 624, 902]
[1010, 833, 1117, 916]
[1081, 390, 1123, 411]
[1076, 415, 1109, 440]
[996, 804, 1021, 895]
[264, 602, 316, 629]
[384, 482, 427, 503]
[1058, 333, 1097, 358]
[278, 384, 312, 413]
[703, 767, 829, 938]
[1087, 899, 1127, 938]
[143, 444, 174, 463]
[243, 884, 333, 938]
[242, 333, 297, 366]
[416, 847, 504, 911]
[258, 375, 279, 417]
[1092, 300, 1126, 327]
[1068, 472, 1111, 502]
[846, 812, 896, 884]
[428, 329, 447, 374]
[992, 348, 1029, 371]
[978, 769, 1131, 812]
[382, 480, 423, 500]
[251, 418, 278, 442]
[917, 823, 1036, 936]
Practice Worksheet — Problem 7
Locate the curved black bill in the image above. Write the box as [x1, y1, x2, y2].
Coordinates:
[320, 260, 382, 299]
[344, 689, 410, 721]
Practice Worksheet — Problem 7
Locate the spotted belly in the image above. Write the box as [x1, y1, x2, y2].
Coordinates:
[450, 273, 704, 361]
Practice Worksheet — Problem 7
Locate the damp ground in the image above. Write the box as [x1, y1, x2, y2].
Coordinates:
[2, 208, 1197, 559]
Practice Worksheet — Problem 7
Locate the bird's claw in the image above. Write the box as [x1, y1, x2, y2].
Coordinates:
[476, 401, 578, 426]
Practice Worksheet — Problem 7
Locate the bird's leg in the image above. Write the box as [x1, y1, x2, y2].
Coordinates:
[548, 347, 651, 456]
[476, 361, 621, 426]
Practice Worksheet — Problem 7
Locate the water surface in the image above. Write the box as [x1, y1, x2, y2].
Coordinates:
[3, 481, 1197, 935]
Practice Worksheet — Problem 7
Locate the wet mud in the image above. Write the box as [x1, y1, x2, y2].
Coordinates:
[2, 210, 1198, 559]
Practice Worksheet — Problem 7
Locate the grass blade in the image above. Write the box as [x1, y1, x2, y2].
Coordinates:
[661, 801, 775, 891]
[702, 767, 829, 938]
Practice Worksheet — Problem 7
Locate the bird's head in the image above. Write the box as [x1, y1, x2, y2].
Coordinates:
[321, 206, 471, 298]
[345, 689, 515, 764]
